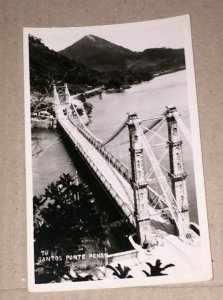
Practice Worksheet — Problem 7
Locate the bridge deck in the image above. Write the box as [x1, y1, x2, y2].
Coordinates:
[59, 117, 169, 232]
[59, 118, 136, 224]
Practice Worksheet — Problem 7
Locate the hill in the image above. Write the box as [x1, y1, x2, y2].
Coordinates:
[29, 35, 185, 95]
[58, 35, 185, 77]
[132, 48, 186, 73]
[59, 35, 134, 73]
[29, 35, 104, 95]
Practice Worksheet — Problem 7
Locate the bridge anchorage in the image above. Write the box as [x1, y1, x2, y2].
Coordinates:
[53, 84, 199, 248]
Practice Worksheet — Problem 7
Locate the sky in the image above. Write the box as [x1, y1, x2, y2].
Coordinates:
[26, 15, 189, 52]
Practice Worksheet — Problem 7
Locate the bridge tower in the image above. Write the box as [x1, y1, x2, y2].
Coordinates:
[166, 106, 190, 235]
[64, 83, 70, 101]
[127, 113, 151, 245]
[53, 84, 71, 120]
[64, 83, 71, 116]
[53, 84, 63, 120]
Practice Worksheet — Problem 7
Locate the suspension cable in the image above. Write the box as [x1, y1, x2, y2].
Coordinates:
[148, 118, 166, 143]
[71, 99, 128, 147]
[142, 117, 164, 134]
[172, 111, 192, 147]
[70, 103, 102, 143]
[101, 117, 128, 146]
[137, 123, 188, 235]
[145, 148, 169, 180]
[119, 116, 164, 146]
[141, 124, 168, 143]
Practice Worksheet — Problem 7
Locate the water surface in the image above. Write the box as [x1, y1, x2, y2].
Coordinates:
[87, 70, 198, 223]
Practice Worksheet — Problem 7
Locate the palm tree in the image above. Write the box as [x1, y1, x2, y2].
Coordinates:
[142, 259, 175, 277]
[106, 263, 133, 279]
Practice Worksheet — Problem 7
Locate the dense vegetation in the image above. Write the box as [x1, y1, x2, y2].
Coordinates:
[34, 173, 123, 283]
[34, 174, 110, 254]
[29, 35, 104, 95]
[59, 35, 185, 74]
[29, 34, 185, 95]
[33, 173, 175, 283]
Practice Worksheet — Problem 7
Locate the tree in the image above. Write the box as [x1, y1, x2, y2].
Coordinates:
[35, 259, 94, 284]
[106, 263, 133, 279]
[34, 173, 112, 283]
[142, 259, 175, 277]
[34, 174, 112, 253]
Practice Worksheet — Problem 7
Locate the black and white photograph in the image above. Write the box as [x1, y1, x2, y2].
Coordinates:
[24, 15, 212, 292]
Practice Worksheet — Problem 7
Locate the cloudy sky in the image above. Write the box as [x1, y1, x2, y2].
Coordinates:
[25, 15, 190, 52]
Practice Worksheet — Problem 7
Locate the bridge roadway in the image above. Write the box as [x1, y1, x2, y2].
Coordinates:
[58, 116, 170, 235]
[59, 117, 136, 225]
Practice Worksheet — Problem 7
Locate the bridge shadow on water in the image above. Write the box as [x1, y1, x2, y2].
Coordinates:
[59, 128, 135, 254]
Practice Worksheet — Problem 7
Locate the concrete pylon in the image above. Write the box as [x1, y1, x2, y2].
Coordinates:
[64, 83, 71, 117]
[53, 84, 61, 120]
[127, 113, 151, 246]
[64, 83, 70, 104]
[166, 106, 190, 237]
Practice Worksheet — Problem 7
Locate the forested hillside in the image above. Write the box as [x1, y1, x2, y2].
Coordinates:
[29, 35, 185, 95]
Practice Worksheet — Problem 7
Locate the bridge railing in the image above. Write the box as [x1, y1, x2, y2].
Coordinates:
[68, 116, 132, 183]
[59, 119, 136, 227]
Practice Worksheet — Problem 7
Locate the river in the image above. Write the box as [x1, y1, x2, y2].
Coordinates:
[32, 128, 80, 196]
[87, 70, 198, 223]
[32, 69, 198, 238]
[32, 128, 132, 254]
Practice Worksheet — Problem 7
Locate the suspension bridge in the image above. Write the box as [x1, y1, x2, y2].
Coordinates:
[53, 83, 199, 248]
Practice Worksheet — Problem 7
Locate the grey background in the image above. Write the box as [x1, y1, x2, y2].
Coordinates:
[0, 0, 222, 299]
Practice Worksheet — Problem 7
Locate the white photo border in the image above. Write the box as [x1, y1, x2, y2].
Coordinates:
[24, 14, 212, 292]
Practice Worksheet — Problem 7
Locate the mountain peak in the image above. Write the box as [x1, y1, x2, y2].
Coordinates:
[78, 34, 108, 44]
[58, 35, 185, 73]
[86, 34, 97, 42]
[58, 35, 133, 72]
[80, 34, 121, 49]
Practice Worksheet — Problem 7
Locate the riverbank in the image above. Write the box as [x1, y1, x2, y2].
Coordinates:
[31, 117, 55, 129]
[31, 68, 185, 131]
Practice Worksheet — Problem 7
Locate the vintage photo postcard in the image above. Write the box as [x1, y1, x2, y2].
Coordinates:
[24, 15, 212, 292]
